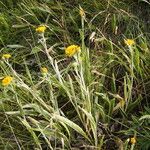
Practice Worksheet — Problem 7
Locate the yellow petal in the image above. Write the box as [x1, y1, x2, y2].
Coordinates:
[124, 39, 135, 46]
[2, 54, 11, 59]
[79, 7, 85, 17]
[130, 137, 136, 144]
[2, 76, 13, 86]
[65, 45, 80, 57]
[41, 67, 48, 73]
[36, 25, 46, 33]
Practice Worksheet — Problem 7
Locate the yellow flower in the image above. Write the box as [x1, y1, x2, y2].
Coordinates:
[124, 39, 135, 46]
[120, 99, 125, 108]
[79, 7, 85, 17]
[41, 67, 48, 74]
[2, 54, 11, 59]
[130, 137, 136, 144]
[2, 76, 13, 86]
[36, 25, 46, 33]
[65, 45, 80, 57]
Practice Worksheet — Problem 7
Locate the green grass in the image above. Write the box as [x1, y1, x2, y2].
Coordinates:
[0, 0, 150, 149]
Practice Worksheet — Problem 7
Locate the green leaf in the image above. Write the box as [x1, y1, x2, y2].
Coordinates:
[139, 115, 150, 121]
[53, 114, 91, 143]
[79, 107, 97, 145]
[7, 44, 24, 48]
[139, 0, 150, 5]
[31, 46, 42, 54]
[20, 118, 42, 149]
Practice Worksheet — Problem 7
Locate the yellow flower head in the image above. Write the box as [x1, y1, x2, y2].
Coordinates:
[36, 25, 46, 33]
[41, 67, 48, 74]
[79, 7, 85, 17]
[118, 99, 125, 108]
[124, 39, 135, 46]
[130, 137, 136, 144]
[65, 45, 80, 57]
[2, 54, 11, 59]
[2, 76, 13, 86]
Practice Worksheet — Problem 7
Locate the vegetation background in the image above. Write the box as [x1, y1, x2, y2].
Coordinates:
[0, 0, 150, 149]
